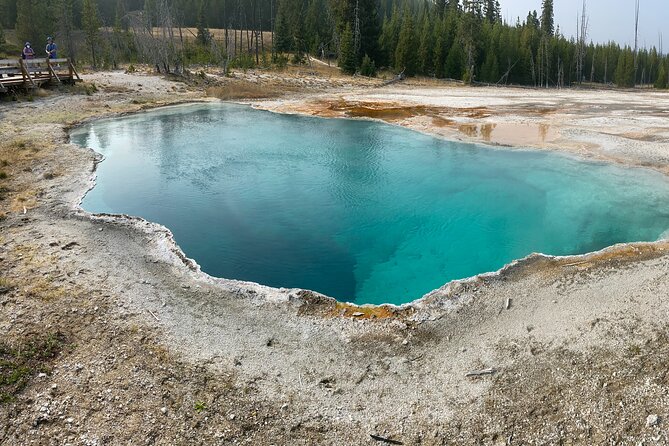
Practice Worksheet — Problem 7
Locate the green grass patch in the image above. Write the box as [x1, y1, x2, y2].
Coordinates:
[0, 332, 67, 404]
[194, 400, 207, 412]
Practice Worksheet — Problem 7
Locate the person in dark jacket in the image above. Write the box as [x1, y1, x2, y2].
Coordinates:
[22, 42, 35, 59]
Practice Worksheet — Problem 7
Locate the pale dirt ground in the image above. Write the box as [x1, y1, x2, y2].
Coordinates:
[2, 69, 669, 445]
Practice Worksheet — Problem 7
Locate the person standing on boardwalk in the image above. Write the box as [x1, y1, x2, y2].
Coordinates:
[22, 42, 35, 59]
[46, 37, 57, 59]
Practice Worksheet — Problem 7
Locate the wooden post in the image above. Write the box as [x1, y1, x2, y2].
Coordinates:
[68, 59, 82, 82]
[19, 59, 36, 88]
[47, 59, 61, 84]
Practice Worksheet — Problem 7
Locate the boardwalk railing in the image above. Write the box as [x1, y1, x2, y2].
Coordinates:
[0, 58, 81, 92]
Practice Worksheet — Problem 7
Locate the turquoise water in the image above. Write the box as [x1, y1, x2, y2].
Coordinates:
[71, 103, 669, 305]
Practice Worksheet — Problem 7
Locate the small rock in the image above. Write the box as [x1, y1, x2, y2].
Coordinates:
[352, 312, 364, 317]
[160, 407, 167, 414]
[38, 373, 47, 378]
[98, 228, 103, 232]
[402, 339, 409, 346]
[66, 417, 74, 423]
[228, 414, 235, 420]
[646, 414, 660, 427]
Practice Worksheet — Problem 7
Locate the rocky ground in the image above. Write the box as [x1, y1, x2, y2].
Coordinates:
[2, 68, 669, 445]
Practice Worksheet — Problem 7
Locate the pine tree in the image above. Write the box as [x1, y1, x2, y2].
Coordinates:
[1, 0, 18, 29]
[196, 0, 211, 46]
[432, 18, 446, 78]
[417, 12, 433, 75]
[615, 48, 635, 88]
[290, 5, 306, 62]
[360, 53, 376, 76]
[59, 0, 76, 61]
[436, 0, 447, 17]
[274, 0, 292, 54]
[339, 23, 357, 74]
[394, 7, 417, 75]
[359, 0, 381, 66]
[461, 0, 482, 81]
[82, 0, 101, 67]
[16, 0, 49, 46]
[305, 0, 329, 55]
[540, 0, 554, 36]
[444, 39, 463, 79]
[379, 5, 401, 68]
[484, 0, 499, 23]
[481, 50, 498, 82]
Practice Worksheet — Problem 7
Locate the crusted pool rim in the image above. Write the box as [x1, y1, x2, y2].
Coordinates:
[68, 100, 669, 322]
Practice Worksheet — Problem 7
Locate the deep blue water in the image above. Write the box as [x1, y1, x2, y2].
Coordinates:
[71, 103, 669, 305]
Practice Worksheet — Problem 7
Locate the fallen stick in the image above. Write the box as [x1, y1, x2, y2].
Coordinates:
[505, 298, 512, 310]
[147, 309, 160, 322]
[370, 434, 404, 445]
[465, 368, 496, 378]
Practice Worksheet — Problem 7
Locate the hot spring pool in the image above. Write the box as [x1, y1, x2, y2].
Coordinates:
[70, 103, 669, 305]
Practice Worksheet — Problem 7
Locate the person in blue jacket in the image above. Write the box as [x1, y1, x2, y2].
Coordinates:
[46, 37, 57, 59]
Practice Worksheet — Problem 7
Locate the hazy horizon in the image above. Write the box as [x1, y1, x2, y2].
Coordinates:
[501, 0, 667, 49]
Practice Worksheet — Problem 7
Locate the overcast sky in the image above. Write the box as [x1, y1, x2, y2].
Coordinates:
[500, 0, 668, 49]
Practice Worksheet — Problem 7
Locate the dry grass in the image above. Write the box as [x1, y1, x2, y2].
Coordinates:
[206, 80, 289, 100]
[281, 61, 342, 78]
[24, 278, 68, 301]
[9, 189, 39, 212]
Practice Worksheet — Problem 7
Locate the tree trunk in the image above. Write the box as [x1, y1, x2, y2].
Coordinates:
[260, 0, 264, 55]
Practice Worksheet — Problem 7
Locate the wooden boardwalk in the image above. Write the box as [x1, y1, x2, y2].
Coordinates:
[0, 58, 81, 92]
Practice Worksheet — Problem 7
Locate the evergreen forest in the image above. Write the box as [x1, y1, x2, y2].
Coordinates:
[1, 0, 667, 88]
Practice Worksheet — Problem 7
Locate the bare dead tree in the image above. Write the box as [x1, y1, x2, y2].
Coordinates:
[128, 0, 183, 74]
[545, 37, 550, 88]
[576, 0, 588, 84]
[660, 33, 663, 56]
[529, 51, 536, 86]
[259, 0, 264, 56]
[270, 0, 275, 59]
[590, 49, 595, 83]
[220, 18, 236, 74]
[634, 0, 640, 72]
[353, 0, 361, 57]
